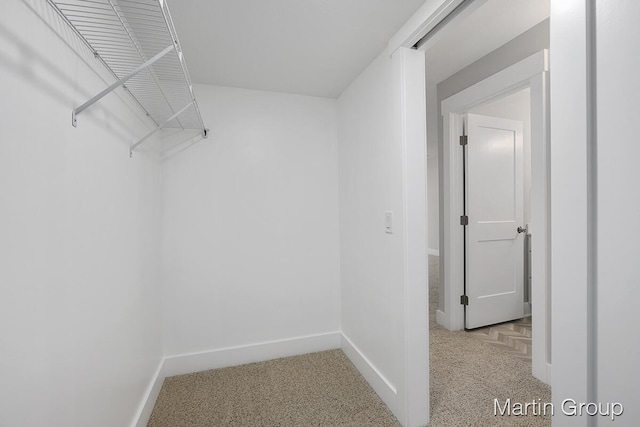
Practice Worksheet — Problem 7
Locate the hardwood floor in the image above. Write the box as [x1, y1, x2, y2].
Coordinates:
[467, 317, 532, 362]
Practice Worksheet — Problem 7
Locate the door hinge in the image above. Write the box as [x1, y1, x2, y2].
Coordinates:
[460, 295, 469, 305]
[460, 215, 468, 226]
[459, 135, 468, 146]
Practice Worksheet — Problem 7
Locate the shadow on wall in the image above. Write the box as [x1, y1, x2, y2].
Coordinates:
[0, 0, 157, 147]
[161, 130, 208, 162]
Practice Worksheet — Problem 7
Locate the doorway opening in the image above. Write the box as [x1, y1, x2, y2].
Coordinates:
[460, 89, 535, 366]
[417, 1, 551, 422]
[438, 49, 550, 384]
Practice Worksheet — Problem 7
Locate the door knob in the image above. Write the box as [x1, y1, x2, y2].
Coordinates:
[517, 226, 527, 234]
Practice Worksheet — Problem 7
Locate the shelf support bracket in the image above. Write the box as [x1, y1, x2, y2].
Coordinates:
[72, 44, 175, 127]
[129, 102, 195, 157]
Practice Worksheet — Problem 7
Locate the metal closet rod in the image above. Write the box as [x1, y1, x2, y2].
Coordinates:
[129, 101, 194, 157]
[158, 0, 207, 138]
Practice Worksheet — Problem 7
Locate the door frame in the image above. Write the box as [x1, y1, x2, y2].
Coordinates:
[439, 50, 551, 384]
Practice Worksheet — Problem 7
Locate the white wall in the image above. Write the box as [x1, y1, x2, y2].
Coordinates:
[338, 48, 429, 426]
[161, 85, 341, 357]
[0, 2, 164, 426]
[338, 51, 405, 416]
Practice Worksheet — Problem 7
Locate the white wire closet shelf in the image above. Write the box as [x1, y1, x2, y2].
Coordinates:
[47, 0, 208, 155]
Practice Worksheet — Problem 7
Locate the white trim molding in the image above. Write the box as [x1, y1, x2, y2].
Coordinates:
[441, 51, 548, 114]
[549, 0, 593, 418]
[435, 310, 450, 330]
[132, 360, 165, 427]
[161, 332, 341, 378]
[341, 333, 399, 412]
[396, 46, 429, 427]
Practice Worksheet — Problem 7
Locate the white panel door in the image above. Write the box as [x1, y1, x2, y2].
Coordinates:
[465, 113, 524, 329]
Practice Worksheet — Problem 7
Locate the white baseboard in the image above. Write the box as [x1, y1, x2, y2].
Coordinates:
[436, 309, 451, 330]
[523, 302, 532, 316]
[162, 332, 341, 378]
[534, 361, 552, 386]
[132, 360, 165, 427]
[131, 331, 341, 427]
[546, 363, 552, 384]
[428, 248, 440, 256]
[340, 333, 398, 416]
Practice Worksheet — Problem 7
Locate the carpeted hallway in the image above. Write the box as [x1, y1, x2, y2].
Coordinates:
[148, 256, 550, 426]
[426, 255, 550, 426]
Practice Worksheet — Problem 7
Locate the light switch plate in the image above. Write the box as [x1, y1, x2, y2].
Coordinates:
[385, 211, 393, 234]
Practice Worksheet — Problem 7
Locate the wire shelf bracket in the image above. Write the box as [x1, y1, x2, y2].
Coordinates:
[47, 0, 209, 155]
[72, 44, 174, 128]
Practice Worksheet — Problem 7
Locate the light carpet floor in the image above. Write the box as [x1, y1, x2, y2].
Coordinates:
[427, 255, 550, 426]
[147, 349, 400, 426]
[148, 255, 550, 426]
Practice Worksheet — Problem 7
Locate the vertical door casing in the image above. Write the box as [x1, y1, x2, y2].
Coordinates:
[595, 0, 640, 421]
